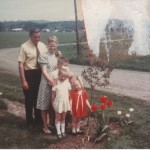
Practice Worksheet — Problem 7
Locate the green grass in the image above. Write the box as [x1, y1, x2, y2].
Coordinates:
[0, 32, 29, 49]
[113, 55, 150, 72]
[0, 31, 84, 49]
[0, 68, 150, 148]
[0, 69, 24, 103]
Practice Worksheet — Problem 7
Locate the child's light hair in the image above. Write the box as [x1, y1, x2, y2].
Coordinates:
[57, 56, 69, 65]
[58, 67, 69, 77]
[72, 75, 84, 89]
[76, 76, 84, 89]
[61, 66, 69, 71]
[48, 36, 58, 43]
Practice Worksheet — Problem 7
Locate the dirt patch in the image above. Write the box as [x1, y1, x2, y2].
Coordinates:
[2, 98, 25, 119]
[48, 134, 104, 149]
[48, 120, 121, 149]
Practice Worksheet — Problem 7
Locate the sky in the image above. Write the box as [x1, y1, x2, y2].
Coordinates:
[0, 0, 83, 21]
[0, 0, 150, 21]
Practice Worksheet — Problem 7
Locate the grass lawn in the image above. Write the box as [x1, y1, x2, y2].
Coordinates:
[0, 69, 150, 148]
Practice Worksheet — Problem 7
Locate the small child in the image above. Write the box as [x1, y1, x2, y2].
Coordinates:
[49, 57, 73, 129]
[69, 76, 91, 135]
[50, 56, 72, 82]
[51, 68, 71, 139]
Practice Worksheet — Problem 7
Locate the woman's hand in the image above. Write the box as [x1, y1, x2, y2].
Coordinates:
[55, 50, 62, 57]
[48, 79, 57, 86]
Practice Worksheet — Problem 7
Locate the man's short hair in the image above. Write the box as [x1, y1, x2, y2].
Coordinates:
[29, 28, 40, 36]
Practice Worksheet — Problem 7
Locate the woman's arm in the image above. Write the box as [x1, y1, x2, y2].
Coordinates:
[41, 65, 56, 86]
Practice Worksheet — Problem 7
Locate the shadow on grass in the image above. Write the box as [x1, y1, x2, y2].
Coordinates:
[0, 109, 60, 149]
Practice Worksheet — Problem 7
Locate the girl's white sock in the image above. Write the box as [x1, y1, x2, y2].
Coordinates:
[55, 123, 61, 135]
[72, 128, 76, 133]
[60, 122, 65, 133]
[76, 128, 80, 132]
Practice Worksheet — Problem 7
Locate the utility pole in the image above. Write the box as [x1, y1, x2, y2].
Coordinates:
[74, 0, 80, 56]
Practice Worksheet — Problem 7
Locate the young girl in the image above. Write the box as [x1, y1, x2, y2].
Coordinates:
[69, 76, 91, 135]
[52, 68, 71, 139]
[36, 36, 61, 134]
[48, 56, 71, 129]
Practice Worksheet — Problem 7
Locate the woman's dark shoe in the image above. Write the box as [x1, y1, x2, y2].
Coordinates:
[48, 124, 56, 133]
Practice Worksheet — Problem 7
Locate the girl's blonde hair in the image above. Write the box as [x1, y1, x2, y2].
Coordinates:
[72, 75, 84, 89]
[48, 36, 58, 44]
[76, 76, 84, 89]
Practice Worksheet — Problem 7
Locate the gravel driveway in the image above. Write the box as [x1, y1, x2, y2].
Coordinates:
[0, 47, 150, 101]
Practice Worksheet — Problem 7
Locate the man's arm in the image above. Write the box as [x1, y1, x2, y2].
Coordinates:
[18, 62, 29, 90]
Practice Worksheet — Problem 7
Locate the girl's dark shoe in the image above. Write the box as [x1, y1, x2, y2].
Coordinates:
[76, 130, 84, 134]
[62, 132, 67, 138]
[57, 134, 63, 139]
[71, 132, 77, 136]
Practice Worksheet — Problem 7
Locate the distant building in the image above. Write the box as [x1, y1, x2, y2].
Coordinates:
[11, 28, 23, 32]
[41, 29, 50, 32]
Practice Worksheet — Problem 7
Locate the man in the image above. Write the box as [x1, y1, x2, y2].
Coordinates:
[18, 28, 47, 127]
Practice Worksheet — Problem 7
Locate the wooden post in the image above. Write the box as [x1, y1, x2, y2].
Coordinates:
[74, 0, 80, 56]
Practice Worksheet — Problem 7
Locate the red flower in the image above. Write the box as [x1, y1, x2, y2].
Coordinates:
[91, 105, 98, 112]
[99, 96, 108, 103]
[106, 100, 113, 107]
[100, 103, 106, 110]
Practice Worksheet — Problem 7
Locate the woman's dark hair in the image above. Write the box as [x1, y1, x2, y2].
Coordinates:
[29, 28, 40, 36]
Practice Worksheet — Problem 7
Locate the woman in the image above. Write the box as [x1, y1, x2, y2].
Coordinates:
[36, 36, 61, 134]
